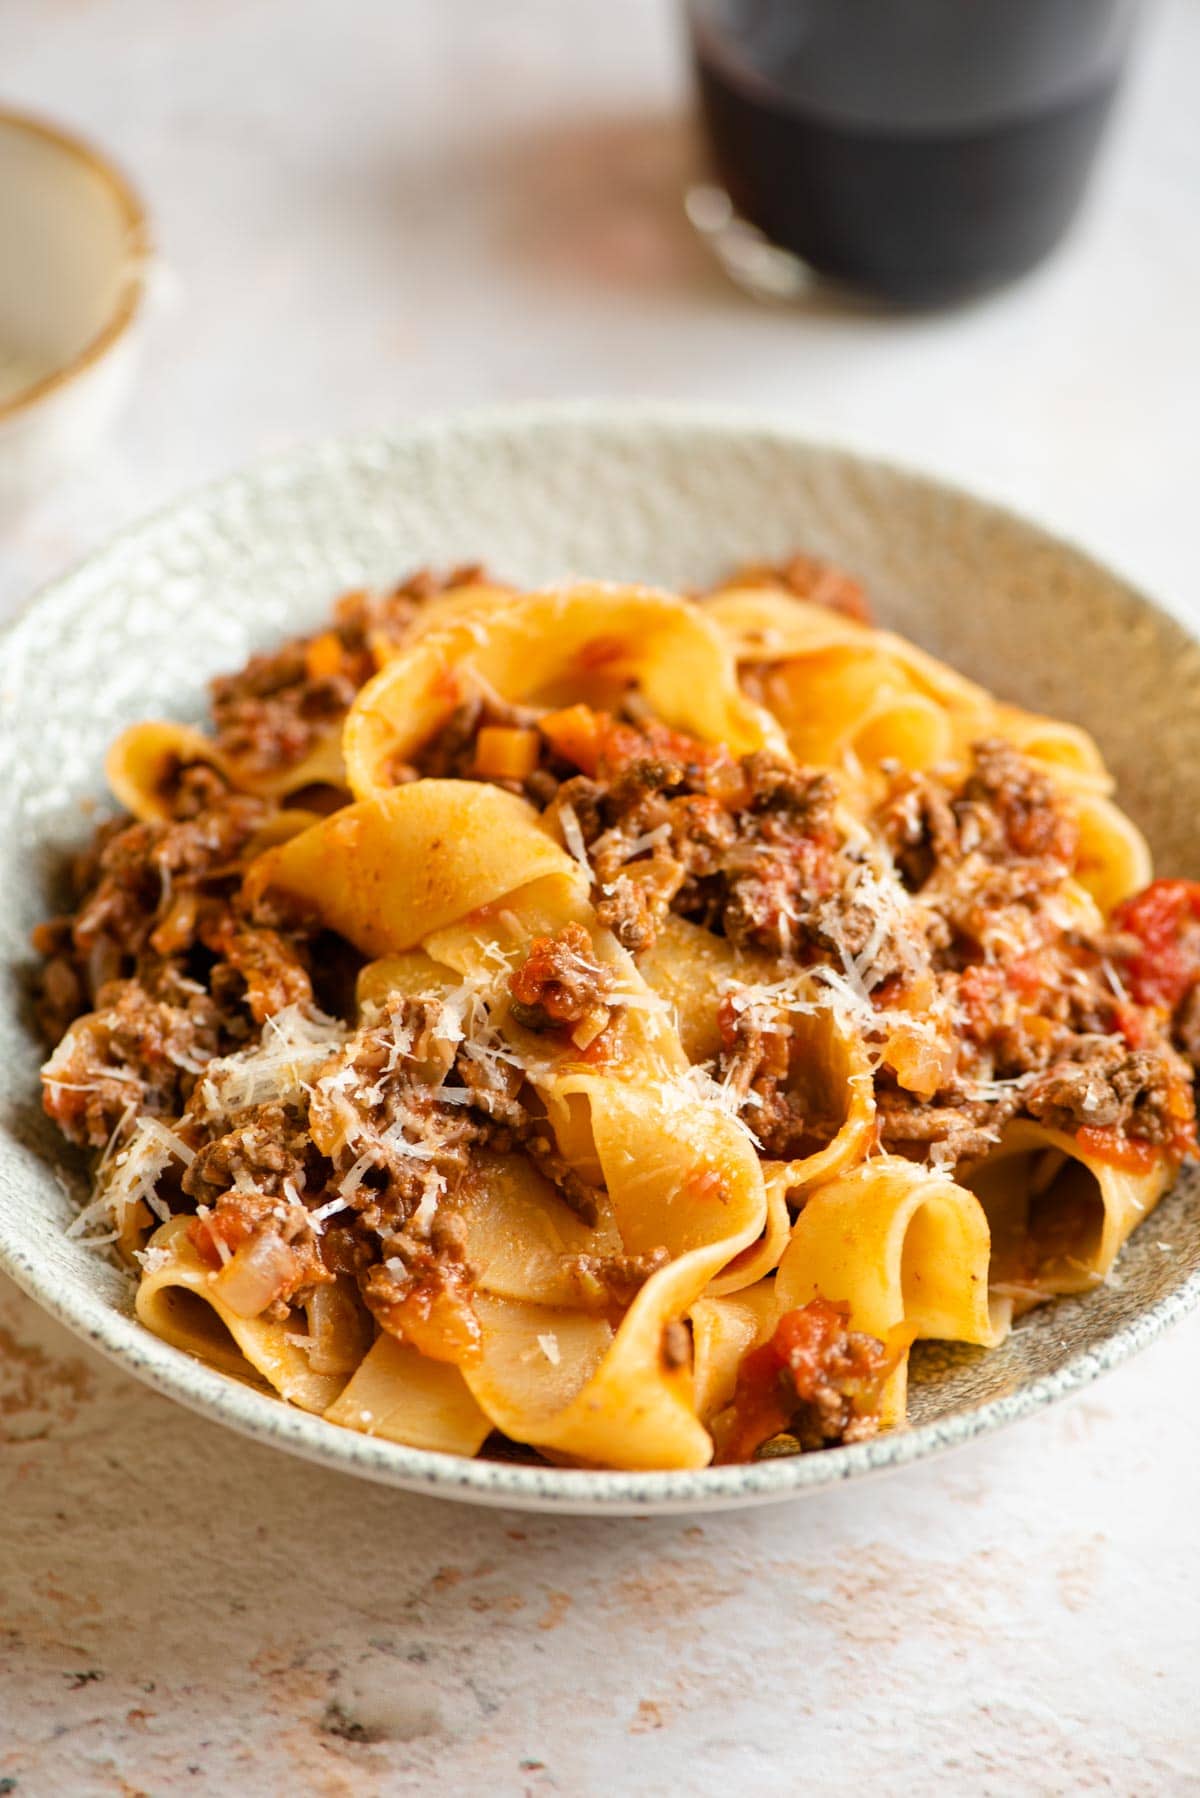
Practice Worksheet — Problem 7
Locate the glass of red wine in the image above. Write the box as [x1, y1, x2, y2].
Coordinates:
[685, 0, 1144, 307]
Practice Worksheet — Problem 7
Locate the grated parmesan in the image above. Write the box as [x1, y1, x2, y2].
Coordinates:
[134, 1244, 173, 1275]
[194, 1004, 347, 1119]
[194, 1203, 231, 1264]
[556, 802, 591, 875]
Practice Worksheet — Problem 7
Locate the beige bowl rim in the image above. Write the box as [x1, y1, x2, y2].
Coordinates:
[0, 106, 151, 425]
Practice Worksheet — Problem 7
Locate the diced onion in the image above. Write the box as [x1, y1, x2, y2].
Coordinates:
[213, 1231, 298, 1319]
[305, 1279, 373, 1374]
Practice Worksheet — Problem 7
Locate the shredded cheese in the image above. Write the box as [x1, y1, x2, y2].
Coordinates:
[556, 802, 591, 875]
[601, 821, 674, 865]
[195, 1004, 347, 1118]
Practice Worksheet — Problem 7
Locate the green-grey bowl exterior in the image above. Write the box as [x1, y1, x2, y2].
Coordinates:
[2, 405, 1198, 1513]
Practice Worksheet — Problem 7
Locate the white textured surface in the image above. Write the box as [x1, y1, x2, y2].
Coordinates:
[1, 1, 1199, 1791]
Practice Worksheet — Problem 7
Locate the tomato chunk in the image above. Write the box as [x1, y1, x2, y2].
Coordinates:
[717, 1299, 899, 1464]
[1112, 879, 1200, 1010]
[187, 1207, 254, 1269]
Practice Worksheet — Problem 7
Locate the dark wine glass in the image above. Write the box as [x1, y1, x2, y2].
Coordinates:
[686, 0, 1145, 307]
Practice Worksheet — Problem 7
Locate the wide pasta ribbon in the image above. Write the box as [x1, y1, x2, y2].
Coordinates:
[703, 582, 1150, 912]
[634, 916, 877, 1297]
[773, 1155, 1008, 1425]
[241, 779, 767, 1468]
[244, 781, 588, 955]
[683, 1155, 1008, 1438]
[704, 583, 1113, 801]
[136, 1216, 353, 1415]
[50, 542, 1198, 1492]
[342, 582, 786, 799]
[963, 1117, 1173, 1304]
[461, 1087, 765, 1469]
[107, 718, 347, 818]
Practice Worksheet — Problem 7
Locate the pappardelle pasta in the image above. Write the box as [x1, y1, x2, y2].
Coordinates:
[34, 556, 1200, 1469]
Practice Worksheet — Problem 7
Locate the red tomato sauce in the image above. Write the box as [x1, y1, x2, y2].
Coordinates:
[717, 1298, 898, 1464]
[187, 1208, 254, 1269]
[1112, 879, 1200, 1011]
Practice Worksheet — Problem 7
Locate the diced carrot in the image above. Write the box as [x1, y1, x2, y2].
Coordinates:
[473, 725, 541, 782]
[305, 631, 345, 682]
[538, 704, 604, 776]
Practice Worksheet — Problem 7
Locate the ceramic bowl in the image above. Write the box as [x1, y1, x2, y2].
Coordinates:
[2, 406, 1198, 1514]
[0, 109, 149, 510]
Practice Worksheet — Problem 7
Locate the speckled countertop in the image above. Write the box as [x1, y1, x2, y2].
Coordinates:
[3, 3, 1200, 1792]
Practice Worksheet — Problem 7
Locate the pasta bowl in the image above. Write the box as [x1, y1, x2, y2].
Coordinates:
[2, 405, 1199, 1513]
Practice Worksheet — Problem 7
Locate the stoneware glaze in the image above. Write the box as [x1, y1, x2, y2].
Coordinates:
[1, 407, 1197, 1513]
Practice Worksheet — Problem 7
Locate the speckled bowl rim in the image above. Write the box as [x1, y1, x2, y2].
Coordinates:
[3, 402, 1199, 1514]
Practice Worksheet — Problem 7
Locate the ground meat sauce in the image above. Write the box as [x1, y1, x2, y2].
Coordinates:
[508, 923, 615, 1041]
[361, 1220, 482, 1367]
[35, 566, 488, 1130]
[410, 695, 852, 965]
[714, 993, 840, 1161]
[210, 565, 489, 779]
[41, 975, 223, 1150]
[868, 749, 1197, 1173]
[717, 1300, 899, 1462]
[879, 738, 1077, 900]
[170, 983, 609, 1340]
[410, 696, 1196, 1183]
[37, 796, 319, 1147]
[568, 1246, 672, 1312]
[560, 726, 845, 963]
[32, 561, 1200, 1465]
